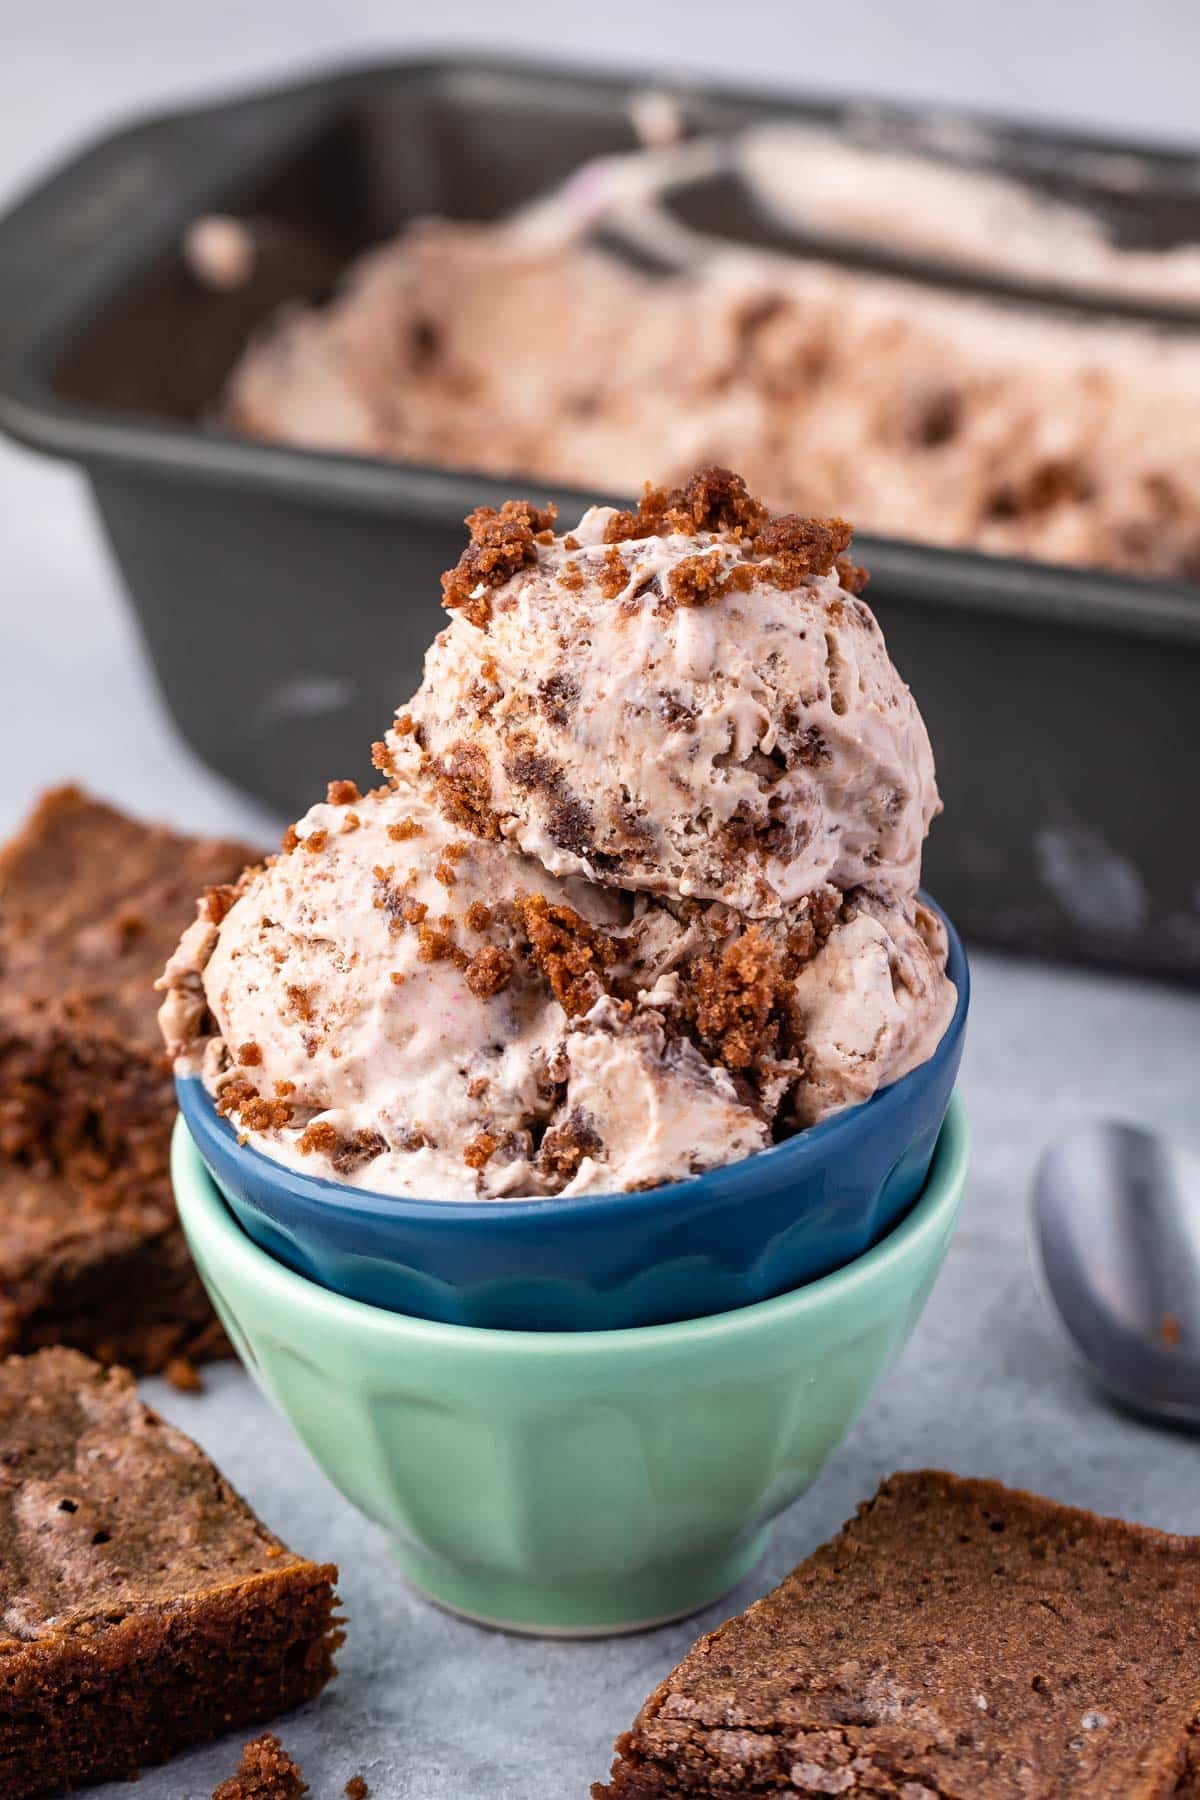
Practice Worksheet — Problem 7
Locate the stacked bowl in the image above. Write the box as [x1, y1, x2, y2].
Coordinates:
[172, 911, 969, 1637]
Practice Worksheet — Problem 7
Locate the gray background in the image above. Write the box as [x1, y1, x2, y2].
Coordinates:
[3, 5, 1200, 1796]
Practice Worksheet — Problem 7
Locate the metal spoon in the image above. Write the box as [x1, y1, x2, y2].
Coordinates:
[1031, 1123, 1200, 1428]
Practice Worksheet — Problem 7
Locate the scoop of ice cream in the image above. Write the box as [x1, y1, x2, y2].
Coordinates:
[389, 468, 939, 918]
[158, 782, 767, 1198]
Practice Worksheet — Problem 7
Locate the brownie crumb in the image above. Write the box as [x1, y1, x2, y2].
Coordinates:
[669, 550, 726, 607]
[785, 885, 843, 964]
[236, 1041, 263, 1067]
[431, 740, 502, 840]
[442, 498, 557, 626]
[164, 1356, 204, 1394]
[464, 900, 493, 933]
[464, 1131, 498, 1170]
[330, 1129, 387, 1175]
[326, 780, 360, 806]
[296, 1121, 337, 1158]
[673, 892, 841, 1084]
[504, 744, 562, 794]
[690, 928, 781, 1072]
[538, 1108, 604, 1183]
[537, 671, 580, 725]
[604, 466, 769, 543]
[345, 1780, 369, 1800]
[598, 546, 629, 599]
[465, 944, 515, 1000]
[546, 794, 595, 858]
[216, 1080, 293, 1134]
[203, 883, 240, 925]
[753, 512, 854, 586]
[519, 894, 616, 1019]
[213, 1733, 307, 1799]
[285, 984, 314, 1024]
[593, 471, 860, 605]
[417, 920, 469, 969]
[836, 551, 870, 595]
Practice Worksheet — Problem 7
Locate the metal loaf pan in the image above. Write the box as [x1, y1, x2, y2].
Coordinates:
[1, 54, 1198, 980]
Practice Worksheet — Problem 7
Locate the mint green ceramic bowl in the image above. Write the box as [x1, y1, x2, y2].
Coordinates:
[172, 1093, 969, 1637]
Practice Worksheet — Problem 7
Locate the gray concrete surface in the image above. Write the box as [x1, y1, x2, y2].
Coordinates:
[3, 6, 1200, 1795]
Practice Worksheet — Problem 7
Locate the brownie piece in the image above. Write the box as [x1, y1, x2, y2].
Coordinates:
[213, 1733, 308, 1799]
[0, 784, 253, 1188]
[0, 786, 255, 1371]
[595, 1471, 1200, 1799]
[0, 1157, 225, 1371]
[0, 1349, 340, 1799]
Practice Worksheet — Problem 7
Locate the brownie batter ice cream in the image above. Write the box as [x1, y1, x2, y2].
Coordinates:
[159, 780, 767, 1197]
[391, 470, 938, 914]
[161, 469, 956, 1199]
[224, 216, 1200, 583]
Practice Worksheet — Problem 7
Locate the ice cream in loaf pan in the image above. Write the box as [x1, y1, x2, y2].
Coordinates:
[160, 470, 955, 1198]
[225, 218, 1200, 583]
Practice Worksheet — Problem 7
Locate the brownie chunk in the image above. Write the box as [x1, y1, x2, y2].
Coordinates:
[0, 1157, 224, 1370]
[213, 1732, 308, 1798]
[0, 1350, 340, 1799]
[0, 786, 254, 1371]
[0, 784, 253, 1187]
[595, 1471, 1200, 1798]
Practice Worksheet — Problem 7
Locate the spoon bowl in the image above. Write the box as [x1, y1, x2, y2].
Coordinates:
[1032, 1123, 1200, 1427]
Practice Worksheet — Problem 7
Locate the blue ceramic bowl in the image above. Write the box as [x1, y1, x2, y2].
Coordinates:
[177, 899, 967, 1331]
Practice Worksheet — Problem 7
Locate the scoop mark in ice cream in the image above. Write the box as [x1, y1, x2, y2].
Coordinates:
[158, 469, 956, 1199]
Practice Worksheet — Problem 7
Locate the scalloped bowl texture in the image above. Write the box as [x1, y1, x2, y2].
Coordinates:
[173, 1093, 969, 1636]
[176, 900, 967, 1332]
